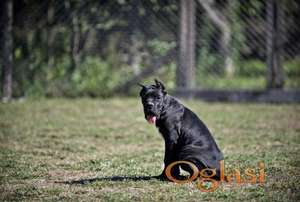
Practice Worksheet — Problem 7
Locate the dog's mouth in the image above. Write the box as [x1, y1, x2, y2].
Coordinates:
[146, 115, 157, 124]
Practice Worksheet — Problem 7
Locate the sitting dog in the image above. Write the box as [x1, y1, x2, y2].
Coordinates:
[139, 79, 224, 180]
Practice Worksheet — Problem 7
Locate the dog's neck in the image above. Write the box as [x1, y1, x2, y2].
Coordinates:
[156, 95, 184, 126]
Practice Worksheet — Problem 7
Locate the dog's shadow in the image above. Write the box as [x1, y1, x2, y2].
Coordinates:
[56, 175, 162, 185]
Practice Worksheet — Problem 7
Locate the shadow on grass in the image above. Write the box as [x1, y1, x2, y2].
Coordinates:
[55, 175, 163, 185]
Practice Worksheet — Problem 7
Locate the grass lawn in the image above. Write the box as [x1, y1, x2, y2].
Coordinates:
[0, 98, 299, 201]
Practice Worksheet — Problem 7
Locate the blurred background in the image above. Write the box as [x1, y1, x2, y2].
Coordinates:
[0, 0, 299, 100]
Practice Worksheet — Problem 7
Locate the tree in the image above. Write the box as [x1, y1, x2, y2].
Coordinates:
[0, 0, 13, 101]
[198, 0, 234, 77]
[266, 0, 285, 89]
[47, 0, 55, 70]
[177, 0, 196, 89]
[65, 0, 81, 73]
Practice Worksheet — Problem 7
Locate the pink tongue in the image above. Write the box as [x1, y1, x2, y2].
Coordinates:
[147, 116, 157, 124]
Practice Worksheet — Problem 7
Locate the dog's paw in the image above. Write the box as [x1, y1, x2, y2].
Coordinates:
[157, 172, 194, 182]
[155, 173, 169, 181]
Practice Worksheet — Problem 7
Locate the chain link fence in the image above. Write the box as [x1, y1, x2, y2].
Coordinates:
[192, 0, 300, 91]
[2, 0, 300, 98]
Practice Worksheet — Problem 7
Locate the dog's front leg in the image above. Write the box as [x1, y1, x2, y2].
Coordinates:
[160, 130, 180, 180]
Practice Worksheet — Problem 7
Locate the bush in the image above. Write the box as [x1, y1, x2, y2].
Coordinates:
[236, 60, 266, 77]
[71, 57, 129, 97]
[197, 49, 223, 77]
[284, 58, 300, 77]
[45, 56, 132, 97]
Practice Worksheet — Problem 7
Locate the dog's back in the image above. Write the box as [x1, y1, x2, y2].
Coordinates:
[163, 96, 224, 178]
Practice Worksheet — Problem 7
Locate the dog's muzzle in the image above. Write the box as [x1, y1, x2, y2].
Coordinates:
[144, 107, 157, 124]
[146, 115, 157, 124]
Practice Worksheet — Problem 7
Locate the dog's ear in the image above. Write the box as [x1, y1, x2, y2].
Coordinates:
[137, 83, 146, 89]
[138, 83, 146, 97]
[154, 79, 167, 95]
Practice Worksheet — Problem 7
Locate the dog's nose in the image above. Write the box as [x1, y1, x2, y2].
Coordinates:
[146, 102, 154, 108]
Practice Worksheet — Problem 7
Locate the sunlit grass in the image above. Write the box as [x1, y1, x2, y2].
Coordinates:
[0, 98, 299, 201]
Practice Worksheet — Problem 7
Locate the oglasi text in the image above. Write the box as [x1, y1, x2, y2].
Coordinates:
[165, 160, 265, 192]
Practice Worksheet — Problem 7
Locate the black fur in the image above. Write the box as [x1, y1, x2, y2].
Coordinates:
[139, 79, 224, 180]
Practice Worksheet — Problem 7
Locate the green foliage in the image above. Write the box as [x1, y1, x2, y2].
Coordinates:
[236, 60, 266, 77]
[196, 58, 300, 90]
[228, 0, 245, 68]
[71, 57, 129, 97]
[284, 58, 300, 77]
[197, 48, 223, 76]
[4, 0, 299, 98]
[13, 47, 48, 97]
[45, 56, 132, 97]
[197, 13, 223, 76]
[147, 39, 176, 56]
[284, 58, 300, 89]
[198, 76, 266, 90]
[45, 56, 71, 97]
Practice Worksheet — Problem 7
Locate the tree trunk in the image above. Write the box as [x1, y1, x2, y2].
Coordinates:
[177, 0, 196, 89]
[128, 0, 142, 75]
[266, 0, 284, 89]
[130, 36, 143, 75]
[198, 0, 234, 77]
[71, 10, 81, 72]
[47, 0, 55, 69]
[65, 0, 81, 73]
[0, 0, 13, 101]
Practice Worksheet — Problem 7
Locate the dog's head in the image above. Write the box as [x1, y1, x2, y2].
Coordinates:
[138, 79, 167, 124]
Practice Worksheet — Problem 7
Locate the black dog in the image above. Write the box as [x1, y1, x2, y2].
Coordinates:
[139, 79, 223, 180]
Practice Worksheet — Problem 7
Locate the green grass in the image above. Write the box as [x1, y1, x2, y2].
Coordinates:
[197, 76, 300, 90]
[0, 98, 299, 201]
